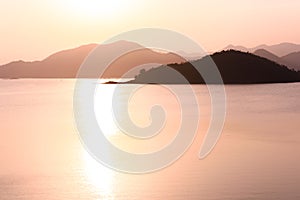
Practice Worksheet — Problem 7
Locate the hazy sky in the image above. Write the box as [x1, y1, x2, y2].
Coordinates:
[1, 0, 300, 64]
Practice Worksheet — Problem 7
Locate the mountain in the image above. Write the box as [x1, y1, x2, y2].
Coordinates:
[264, 43, 300, 57]
[254, 49, 300, 71]
[224, 42, 300, 57]
[281, 52, 300, 71]
[127, 50, 300, 84]
[0, 44, 97, 78]
[253, 49, 281, 63]
[2, 41, 300, 80]
[0, 41, 184, 78]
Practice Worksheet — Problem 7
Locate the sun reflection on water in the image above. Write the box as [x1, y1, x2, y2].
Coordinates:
[94, 84, 119, 137]
[82, 150, 115, 200]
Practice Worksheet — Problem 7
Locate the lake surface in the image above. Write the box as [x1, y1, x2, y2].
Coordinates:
[0, 79, 299, 200]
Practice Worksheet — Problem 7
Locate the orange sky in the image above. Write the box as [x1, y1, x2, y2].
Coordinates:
[1, 0, 300, 65]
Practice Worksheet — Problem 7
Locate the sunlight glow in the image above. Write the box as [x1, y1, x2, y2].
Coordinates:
[94, 84, 119, 137]
[66, 0, 127, 19]
[83, 150, 115, 200]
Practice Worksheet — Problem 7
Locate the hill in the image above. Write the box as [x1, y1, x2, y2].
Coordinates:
[128, 50, 300, 84]
[0, 41, 184, 78]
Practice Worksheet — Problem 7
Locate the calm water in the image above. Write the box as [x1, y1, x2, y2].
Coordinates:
[0, 79, 299, 200]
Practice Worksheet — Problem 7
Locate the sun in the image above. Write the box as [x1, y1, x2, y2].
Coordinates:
[67, 0, 126, 19]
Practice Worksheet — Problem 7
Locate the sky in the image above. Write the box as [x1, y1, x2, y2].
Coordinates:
[0, 0, 300, 65]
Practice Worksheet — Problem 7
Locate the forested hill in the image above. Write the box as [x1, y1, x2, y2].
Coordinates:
[129, 50, 300, 84]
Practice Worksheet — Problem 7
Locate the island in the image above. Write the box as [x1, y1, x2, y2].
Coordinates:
[109, 50, 300, 84]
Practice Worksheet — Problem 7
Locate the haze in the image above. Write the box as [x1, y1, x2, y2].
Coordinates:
[1, 0, 300, 65]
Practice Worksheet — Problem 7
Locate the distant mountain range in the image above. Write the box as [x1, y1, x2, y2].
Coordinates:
[0, 41, 184, 78]
[0, 44, 97, 78]
[223, 42, 300, 57]
[224, 43, 300, 70]
[254, 49, 300, 71]
[127, 50, 300, 84]
[0, 41, 300, 84]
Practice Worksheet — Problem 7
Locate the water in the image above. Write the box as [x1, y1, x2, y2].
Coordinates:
[0, 79, 299, 200]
